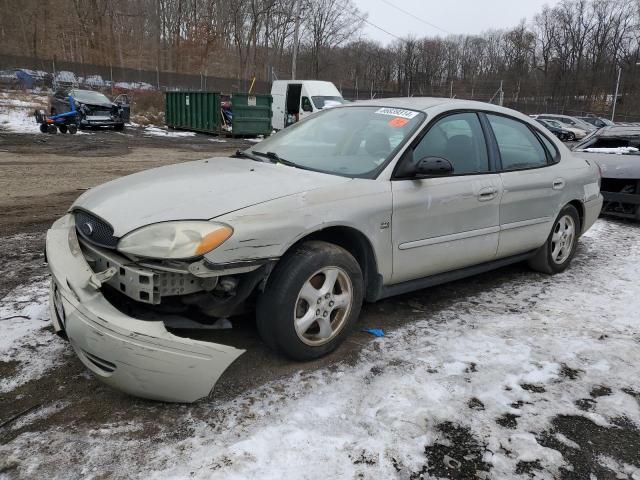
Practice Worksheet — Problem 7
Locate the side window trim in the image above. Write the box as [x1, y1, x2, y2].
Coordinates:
[392, 109, 492, 179]
[484, 112, 555, 172]
[478, 112, 501, 172]
[531, 128, 560, 164]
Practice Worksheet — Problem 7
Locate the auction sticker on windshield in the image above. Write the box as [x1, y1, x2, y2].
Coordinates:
[375, 107, 419, 119]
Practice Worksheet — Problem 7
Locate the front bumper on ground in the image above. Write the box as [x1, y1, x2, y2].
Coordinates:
[46, 214, 244, 403]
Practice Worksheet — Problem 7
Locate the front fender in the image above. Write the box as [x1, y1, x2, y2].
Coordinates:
[207, 179, 394, 282]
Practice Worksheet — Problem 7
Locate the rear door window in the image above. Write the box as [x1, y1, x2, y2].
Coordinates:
[488, 114, 548, 170]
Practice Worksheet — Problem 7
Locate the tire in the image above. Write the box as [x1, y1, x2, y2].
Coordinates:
[256, 240, 364, 360]
[528, 204, 581, 274]
[58, 125, 67, 134]
[68, 125, 78, 134]
[39, 123, 48, 134]
[47, 124, 57, 134]
[114, 123, 125, 131]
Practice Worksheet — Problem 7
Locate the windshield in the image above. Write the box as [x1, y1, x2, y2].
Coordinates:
[71, 90, 112, 104]
[311, 96, 345, 109]
[249, 106, 425, 177]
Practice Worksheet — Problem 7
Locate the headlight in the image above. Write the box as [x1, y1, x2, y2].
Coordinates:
[117, 221, 233, 259]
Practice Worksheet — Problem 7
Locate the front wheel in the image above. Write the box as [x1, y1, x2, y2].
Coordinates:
[528, 204, 580, 274]
[256, 241, 364, 360]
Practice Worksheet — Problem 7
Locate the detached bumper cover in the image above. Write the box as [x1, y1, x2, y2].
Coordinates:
[46, 214, 244, 403]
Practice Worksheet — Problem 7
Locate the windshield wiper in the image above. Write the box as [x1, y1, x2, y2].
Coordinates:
[233, 149, 268, 162]
[251, 150, 304, 169]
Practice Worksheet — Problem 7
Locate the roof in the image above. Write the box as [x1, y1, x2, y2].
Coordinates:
[348, 97, 521, 115]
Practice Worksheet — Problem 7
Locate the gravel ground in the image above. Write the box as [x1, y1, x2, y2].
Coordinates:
[0, 121, 639, 479]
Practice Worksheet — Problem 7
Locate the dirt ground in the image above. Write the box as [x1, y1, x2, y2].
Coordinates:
[0, 127, 638, 479]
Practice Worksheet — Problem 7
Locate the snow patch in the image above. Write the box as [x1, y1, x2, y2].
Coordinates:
[0, 108, 41, 134]
[0, 279, 68, 392]
[143, 126, 195, 138]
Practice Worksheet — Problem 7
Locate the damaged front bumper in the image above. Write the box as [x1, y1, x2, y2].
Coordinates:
[45, 214, 245, 403]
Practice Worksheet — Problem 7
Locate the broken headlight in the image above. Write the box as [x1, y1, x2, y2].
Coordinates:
[117, 221, 233, 259]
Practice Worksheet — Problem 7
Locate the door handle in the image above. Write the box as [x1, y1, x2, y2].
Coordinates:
[553, 179, 565, 190]
[478, 187, 498, 201]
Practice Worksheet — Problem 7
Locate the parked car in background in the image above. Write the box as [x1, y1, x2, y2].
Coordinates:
[578, 116, 615, 129]
[535, 118, 571, 141]
[0, 69, 20, 88]
[84, 75, 105, 89]
[534, 114, 595, 138]
[50, 88, 129, 129]
[573, 125, 640, 220]
[46, 98, 602, 402]
[53, 71, 78, 90]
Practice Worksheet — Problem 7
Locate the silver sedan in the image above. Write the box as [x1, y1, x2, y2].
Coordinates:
[46, 98, 603, 402]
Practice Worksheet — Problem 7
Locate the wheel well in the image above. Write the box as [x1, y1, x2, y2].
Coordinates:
[567, 200, 585, 232]
[291, 226, 381, 301]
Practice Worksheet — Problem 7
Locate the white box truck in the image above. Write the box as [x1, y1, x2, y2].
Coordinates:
[271, 80, 345, 130]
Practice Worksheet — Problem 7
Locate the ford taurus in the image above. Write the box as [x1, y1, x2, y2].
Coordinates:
[46, 98, 603, 402]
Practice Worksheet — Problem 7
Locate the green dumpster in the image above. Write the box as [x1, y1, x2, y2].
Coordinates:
[231, 93, 273, 136]
[165, 91, 221, 134]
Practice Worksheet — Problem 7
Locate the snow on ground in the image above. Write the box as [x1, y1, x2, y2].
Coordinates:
[143, 126, 196, 138]
[1, 219, 639, 479]
[0, 278, 68, 393]
[0, 108, 42, 134]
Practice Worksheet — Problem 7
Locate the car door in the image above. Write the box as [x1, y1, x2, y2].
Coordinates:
[391, 111, 503, 283]
[485, 113, 565, 258]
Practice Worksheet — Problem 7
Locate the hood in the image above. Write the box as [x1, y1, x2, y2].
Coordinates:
[574, 152, 640, 179]
[82, 101, 115, 108]
[72, 157, 349, 236]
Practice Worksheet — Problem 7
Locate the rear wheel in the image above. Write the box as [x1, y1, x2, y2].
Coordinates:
[68, 125, 78, 134]
[47, 124, 57, 134]
[58, 125, 67, 134]
[256, 241, 364, 360]
[114, 123, 125, 131]
[528, 204, 580, 274]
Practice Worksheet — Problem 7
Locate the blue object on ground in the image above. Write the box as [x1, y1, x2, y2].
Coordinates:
[362, 328, 385, 337]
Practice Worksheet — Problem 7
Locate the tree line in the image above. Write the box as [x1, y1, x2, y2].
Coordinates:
[1, 0, 639, 119]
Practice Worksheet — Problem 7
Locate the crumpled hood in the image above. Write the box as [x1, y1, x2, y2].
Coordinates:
[72, 157, 349, 236]
[574, 152, 640, 179]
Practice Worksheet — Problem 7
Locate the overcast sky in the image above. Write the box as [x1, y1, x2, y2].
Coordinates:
[350, 0, 561, 44]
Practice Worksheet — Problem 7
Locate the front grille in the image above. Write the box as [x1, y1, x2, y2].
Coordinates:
[74, 210, 119, 249]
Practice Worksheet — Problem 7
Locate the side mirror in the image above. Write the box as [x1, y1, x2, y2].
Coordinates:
[415, 157, 454, 178]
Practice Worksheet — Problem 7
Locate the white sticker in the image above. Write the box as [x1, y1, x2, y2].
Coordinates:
[374, 107, 419, 119]
[185, 95, 190, 106]
[248, 95, 257, 106]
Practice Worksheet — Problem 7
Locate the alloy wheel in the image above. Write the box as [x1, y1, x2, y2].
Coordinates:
[551, 215, 576, 264]
[294, 267, 353, 346]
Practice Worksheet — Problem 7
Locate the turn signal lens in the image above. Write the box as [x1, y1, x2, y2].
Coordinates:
[195, 226, 233, 255]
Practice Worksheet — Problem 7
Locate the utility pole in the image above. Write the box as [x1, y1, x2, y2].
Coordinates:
[450, 80, 453, 98]
[611, 66, 622, 122]
[291, 0, 302, 80]
[499, 80, 504, 106]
